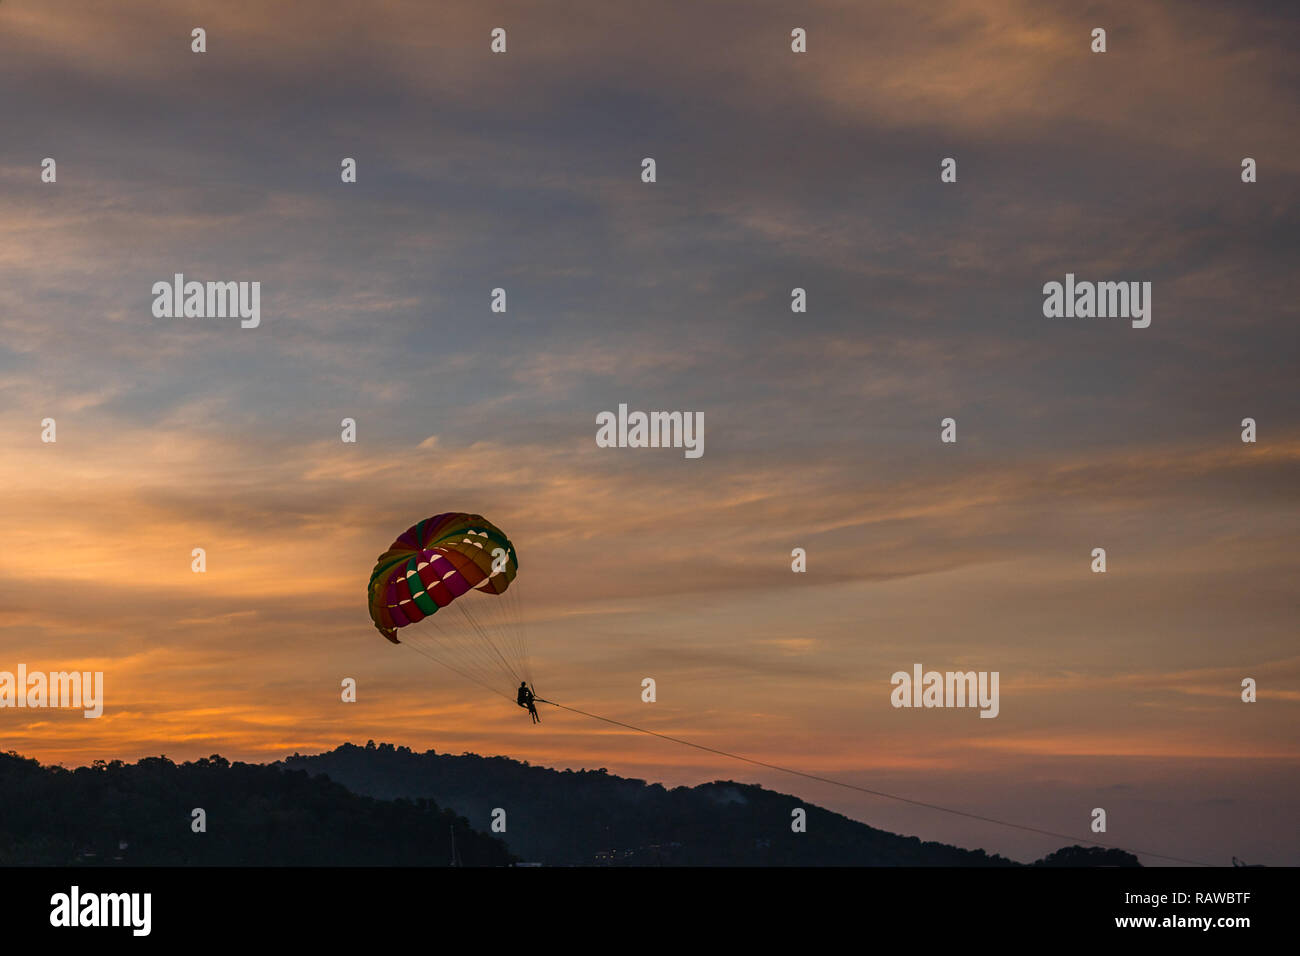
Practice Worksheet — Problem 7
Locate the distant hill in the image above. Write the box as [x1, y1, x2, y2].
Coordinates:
[279, 741, 1141, 867]
[0, 750, 510, 866]
[0, 744, 1140, 866]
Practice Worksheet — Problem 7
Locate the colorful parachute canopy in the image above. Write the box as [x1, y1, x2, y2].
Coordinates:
[367, 513, 519, 644]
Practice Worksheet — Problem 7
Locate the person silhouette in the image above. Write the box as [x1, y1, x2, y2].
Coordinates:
[517, 681, 540, 723]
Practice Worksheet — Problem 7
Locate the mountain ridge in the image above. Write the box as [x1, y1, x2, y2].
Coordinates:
[279, 741, 1140, 867]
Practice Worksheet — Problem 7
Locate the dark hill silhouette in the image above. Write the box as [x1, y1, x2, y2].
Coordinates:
[279, 741, 1140, 867]
[0, 750, 511, 866]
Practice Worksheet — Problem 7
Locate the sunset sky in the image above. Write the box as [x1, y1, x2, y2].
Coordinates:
[1, 0, 1296, 865]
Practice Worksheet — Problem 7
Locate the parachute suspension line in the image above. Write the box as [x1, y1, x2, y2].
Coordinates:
[500, 583, 532, 688]
[398, 589, 534, 697]
[405, 603, 520, 692]
[400, 638, 515, 704]
[470, 593, 524, 684]
[478, 577, 530, 688]
[450, 598, 523, 686]
[433, 620, 515, 690]
[537, 698, 1216, 868]
[404, 632, 507, 696]
[409, 615, 505, 687]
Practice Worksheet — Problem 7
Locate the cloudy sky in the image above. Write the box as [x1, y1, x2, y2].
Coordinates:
[1, 0, 1296, 865]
